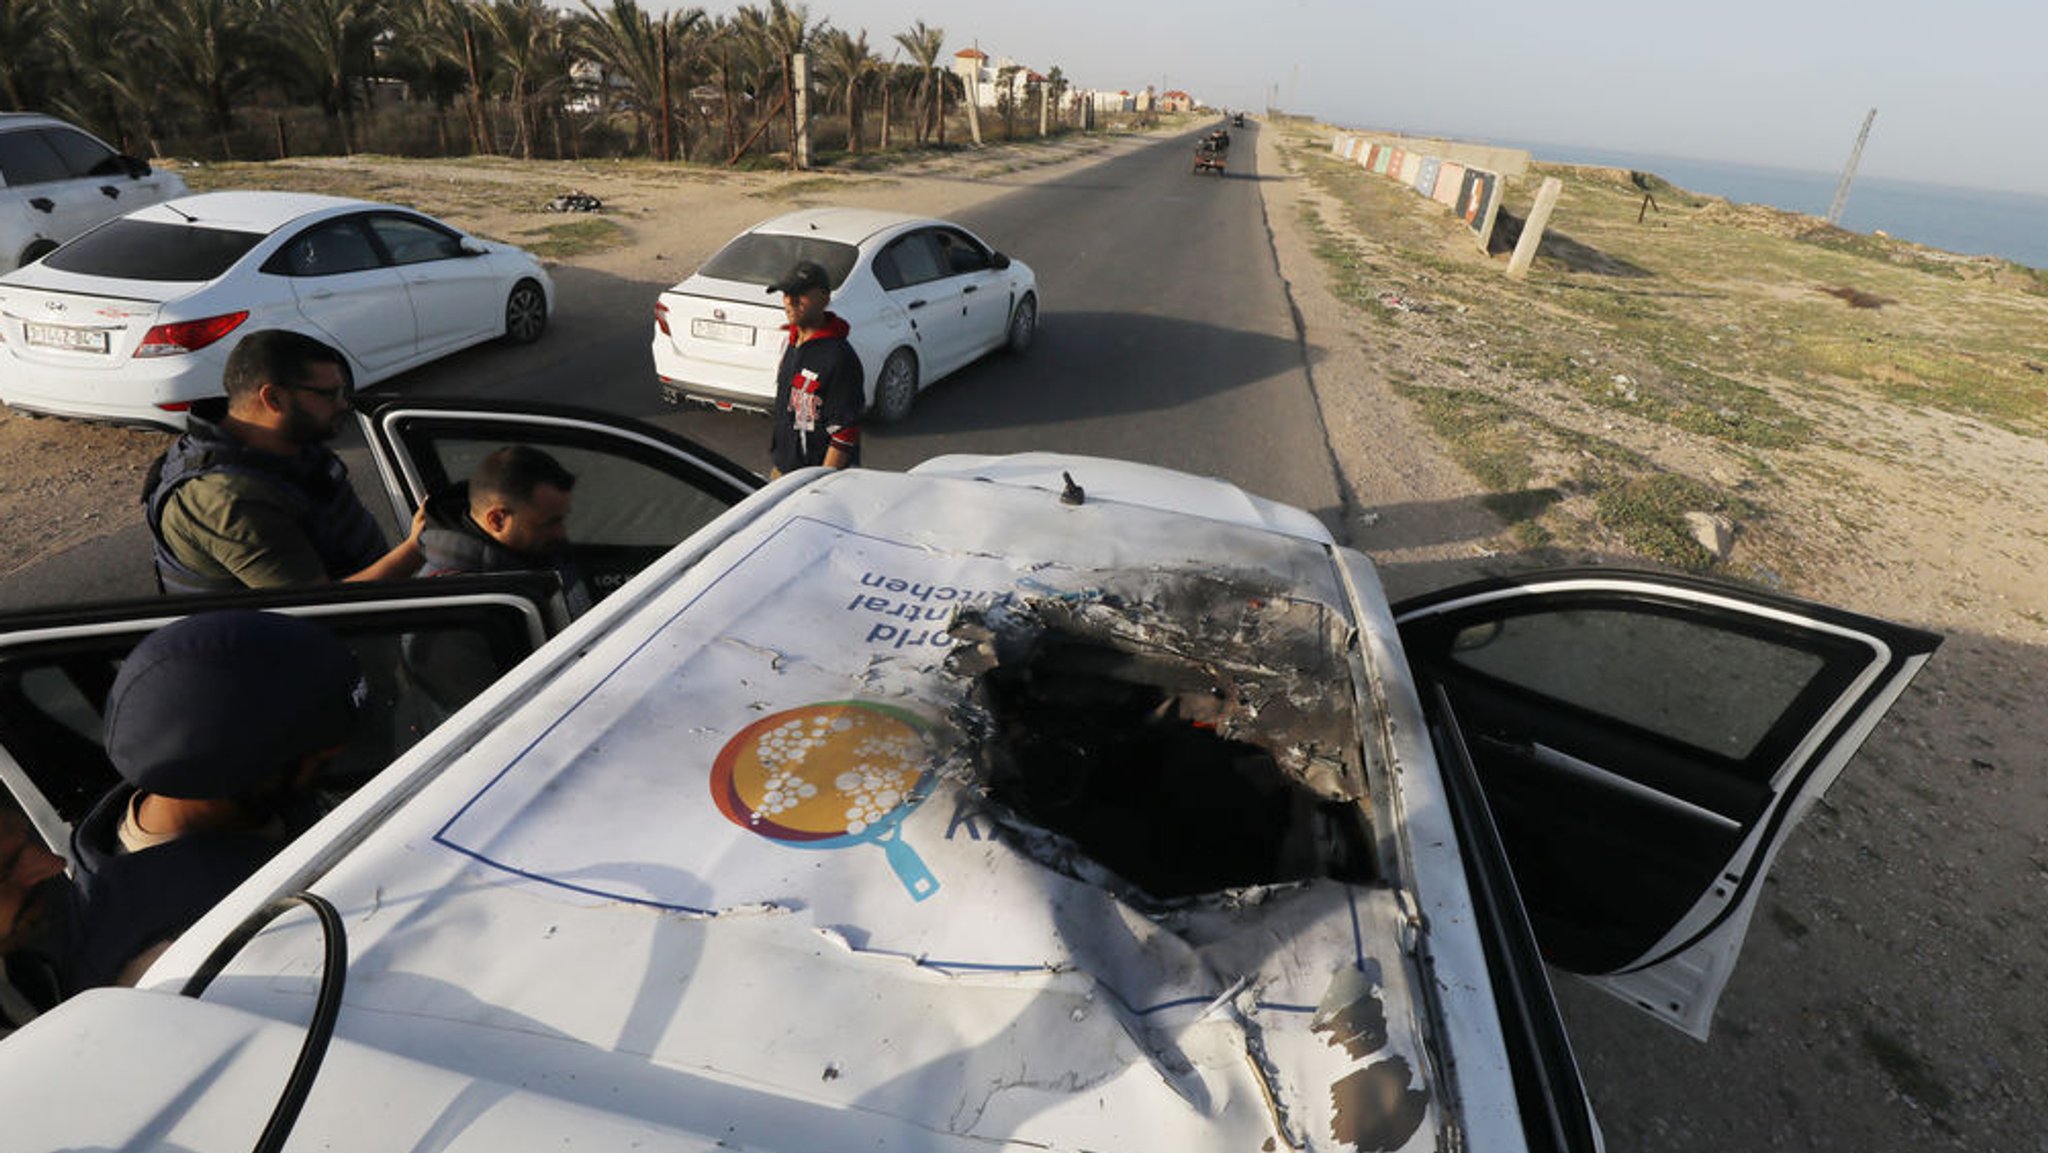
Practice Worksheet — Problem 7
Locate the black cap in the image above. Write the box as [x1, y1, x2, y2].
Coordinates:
[104, 610, 366, 800]
[766, 260, 831, 297]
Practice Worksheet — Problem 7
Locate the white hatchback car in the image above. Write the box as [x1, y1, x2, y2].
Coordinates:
[0, 404, 1937, 1152]
[654, 207, 1037, 422]
[0, 191, 552, 429]
[0, 112, 189, 272]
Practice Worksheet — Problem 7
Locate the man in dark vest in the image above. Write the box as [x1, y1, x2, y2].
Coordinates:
[144, 329, 426, 593]
[68, 610, 365, 990]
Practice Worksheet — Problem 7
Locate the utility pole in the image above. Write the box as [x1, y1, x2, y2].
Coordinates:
[1827, 107, 1877, 226]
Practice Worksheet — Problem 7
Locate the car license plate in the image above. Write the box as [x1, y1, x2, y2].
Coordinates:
[22, 322, 110, 354]
[690, 318, 755, 345]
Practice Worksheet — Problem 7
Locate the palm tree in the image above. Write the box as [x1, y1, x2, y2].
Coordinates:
[382, 0, 477, 154]
[475, 0, 569, 159]
[142, 0, 264, 158]
[890, 20, 941, 146]
[260, 0, 388, 154]
[572, 0, 707, 160]
[43, 0, 153, 151]
[814, 25, 872, 155]
[0, 0, 57, 111]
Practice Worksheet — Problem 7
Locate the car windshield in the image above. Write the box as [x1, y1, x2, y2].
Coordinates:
[42, 219, 264, 282]
[696, 233, 859, 288]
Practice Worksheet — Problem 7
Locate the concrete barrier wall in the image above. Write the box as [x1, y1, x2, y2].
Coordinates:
[1330, 129, 1524, 253]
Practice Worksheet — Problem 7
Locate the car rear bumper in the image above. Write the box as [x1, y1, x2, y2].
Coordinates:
[652, 337, 777, 413]
[0, 348, 222, 429]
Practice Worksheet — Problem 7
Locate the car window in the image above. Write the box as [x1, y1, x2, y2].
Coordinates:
[280, 219, 385, 277]
[41, 219, 265, 281]
[696, 233, 859, 288]
[882, 231, 945, 288]
[0, 598, 556, 828]
[934, 229, 992, 276]
[37, 128, 123, 179]
[365, 214, 465, 266]
[0, 129, 69, 187]
[420, 435, 734, 550]
[1437, 605, 1830, 766]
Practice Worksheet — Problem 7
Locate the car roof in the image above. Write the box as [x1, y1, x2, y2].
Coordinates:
[122, 190, 396, 233]
[101, 462, 1452, 1151]
[0, 112, 68, 130]
[748, 206, 935, 247]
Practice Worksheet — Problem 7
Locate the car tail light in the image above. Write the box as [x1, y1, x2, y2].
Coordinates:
[135, 311, 249, 357]
[654, 300, 670, 336]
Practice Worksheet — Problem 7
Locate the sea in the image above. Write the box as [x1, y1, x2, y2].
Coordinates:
[1510, 142, 2048, 271]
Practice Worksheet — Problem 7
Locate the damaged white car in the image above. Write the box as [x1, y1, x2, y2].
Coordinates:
[0, 405, 1936, 1153]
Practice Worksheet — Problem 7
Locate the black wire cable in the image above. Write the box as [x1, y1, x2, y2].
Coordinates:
[179, 892, 349, 1153]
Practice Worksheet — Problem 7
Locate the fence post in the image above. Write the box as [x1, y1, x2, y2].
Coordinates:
[1507, 177, 1563, 280]
[792, 52, 811, 169]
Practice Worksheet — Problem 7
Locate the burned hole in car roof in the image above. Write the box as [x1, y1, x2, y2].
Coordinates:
[944, 582, 1375, 906]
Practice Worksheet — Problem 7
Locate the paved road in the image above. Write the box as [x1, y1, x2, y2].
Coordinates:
[0, 121, 1340, 607]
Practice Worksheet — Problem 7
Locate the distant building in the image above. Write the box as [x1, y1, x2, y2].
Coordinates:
[952, 46, 1037, 109]
[1159, 90, 1194, 113]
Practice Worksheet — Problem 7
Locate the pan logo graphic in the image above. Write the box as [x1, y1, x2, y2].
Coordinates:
[710, 701, 940, 901]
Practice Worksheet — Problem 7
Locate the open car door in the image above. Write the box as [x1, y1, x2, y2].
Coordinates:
[355, 399, 763, 604]
[0, 575, 571, 859]
[1394, 570, 1939, 1039]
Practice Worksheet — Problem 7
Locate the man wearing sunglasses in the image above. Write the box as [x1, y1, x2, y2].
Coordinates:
[143, 329, 427, 593]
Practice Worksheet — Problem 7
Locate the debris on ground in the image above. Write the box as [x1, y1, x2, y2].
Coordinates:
[543, 191, 604, 213]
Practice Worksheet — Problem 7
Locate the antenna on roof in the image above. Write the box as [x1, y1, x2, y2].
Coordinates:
[1826, 108, 1877, 226]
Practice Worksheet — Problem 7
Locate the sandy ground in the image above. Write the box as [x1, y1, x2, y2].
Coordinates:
[1, 124, 2042, 1150]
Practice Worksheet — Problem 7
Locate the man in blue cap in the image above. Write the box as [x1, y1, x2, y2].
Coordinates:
[67, 609, 366, 989]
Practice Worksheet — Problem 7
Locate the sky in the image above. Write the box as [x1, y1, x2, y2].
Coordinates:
[652, 0, 2048, 198]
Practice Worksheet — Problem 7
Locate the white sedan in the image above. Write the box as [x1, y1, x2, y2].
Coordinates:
[0, 191, 553, 429]
[654, 207, 1037, 422]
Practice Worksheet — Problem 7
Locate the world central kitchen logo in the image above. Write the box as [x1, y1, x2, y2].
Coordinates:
[709, 701, 940, 901]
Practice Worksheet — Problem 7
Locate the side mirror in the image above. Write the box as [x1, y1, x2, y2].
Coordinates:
[991, 252, 1012, 271]
[121, 155, 152, 179]
[460, 237, 490, 256]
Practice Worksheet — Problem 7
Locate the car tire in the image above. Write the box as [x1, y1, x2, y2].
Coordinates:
[502, 279, 548, 345]
[873, 348, 919, 423]
[1006, 293, 1037, 355]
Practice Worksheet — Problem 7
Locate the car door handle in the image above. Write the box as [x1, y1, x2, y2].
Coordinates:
[306, 289, 336, 299]
[101, 185, 120, 199]
[962, 284, 979, 294]
[29, 197, 53, 213]
[907, 299, 927, 311]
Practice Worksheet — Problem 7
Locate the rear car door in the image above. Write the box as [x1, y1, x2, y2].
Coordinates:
[874, 228, 966, 375]
[929, 226, 1010, 357]
[362, 212, 499, 357]
[1395, 569, 1940, 1039]
[272, 215, 416, 374]
[0, 575, 571, 860]
[356, 399, 763, 603]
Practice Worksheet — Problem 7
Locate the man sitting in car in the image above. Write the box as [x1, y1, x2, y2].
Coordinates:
[418, 445, 591, 616]
[67, 610, 365, 990]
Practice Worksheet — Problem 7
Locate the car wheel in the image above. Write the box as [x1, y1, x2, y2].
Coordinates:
[873, 348, 919, 423]
[502, 279, 548, 345]
[1006, 293, 1037, 354]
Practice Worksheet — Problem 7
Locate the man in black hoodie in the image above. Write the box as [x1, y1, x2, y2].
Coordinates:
[765, 260, 864, 478]
[418, 445, 592, 616]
